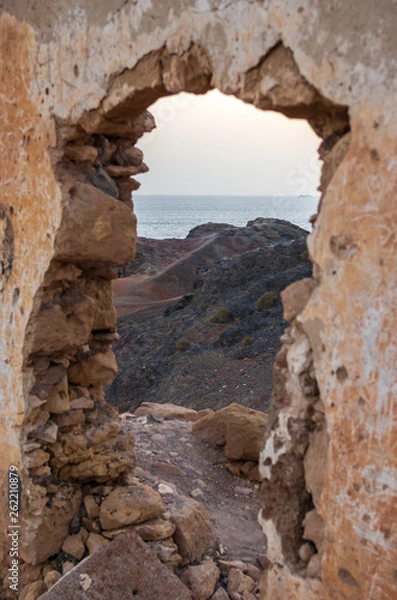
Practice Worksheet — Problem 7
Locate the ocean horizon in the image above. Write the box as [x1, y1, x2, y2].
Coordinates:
[133, 194, 319, 239]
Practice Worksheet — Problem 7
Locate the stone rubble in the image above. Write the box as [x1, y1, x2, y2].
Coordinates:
[14, 402, 266, 599]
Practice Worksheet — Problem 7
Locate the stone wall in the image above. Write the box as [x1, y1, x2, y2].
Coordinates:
[0, 1, 396, 599]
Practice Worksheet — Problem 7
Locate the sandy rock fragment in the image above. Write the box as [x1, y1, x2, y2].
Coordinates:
[307, 552, 322, 578]
[134, 402, 200, 422]
[43, 570, 62, 590]
[242, 591, 257, 600]
[86, 532, 110, 554]
[19, 484, 82, 565]
[64, 144, 98, 163]
[62, 531, 86, 560]
[281, 278, 316, 322]
[30, 288, 96, 355]
[218, 559, 247, 574]
[303, 509, 325, 552]
[100, 483, 165, 529]
[84, 494, 100, 519]
[227, 569, 255, 596]
[62, 561, 75, 575]
[132, 517, 176, 541]
[181, 562, 220, 600]
[68, 348, 118, 386]
[54, 182, 136, 266]
[244, 563, 262, 582]
[192, 403, 267, 461]
[211, 588, 230, 600]
[149, 537, 181, 565]
[40, 529, 192, 600]
[19, 579, 46, 600]
[168, 496, 215, 565]
[80, 278, 117, 331]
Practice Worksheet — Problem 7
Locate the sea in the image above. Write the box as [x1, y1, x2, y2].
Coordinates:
[133, 194, 319, 239]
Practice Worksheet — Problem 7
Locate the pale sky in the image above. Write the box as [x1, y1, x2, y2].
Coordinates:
[135, 90, 321, 197]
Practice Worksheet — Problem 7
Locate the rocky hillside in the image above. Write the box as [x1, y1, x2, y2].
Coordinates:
[106, 218, 311, 413]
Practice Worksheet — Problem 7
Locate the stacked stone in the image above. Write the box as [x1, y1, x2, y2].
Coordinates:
[11, 112, 157, 598]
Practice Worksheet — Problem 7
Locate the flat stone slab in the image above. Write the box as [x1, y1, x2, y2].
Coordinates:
[41, 529, 192, 600]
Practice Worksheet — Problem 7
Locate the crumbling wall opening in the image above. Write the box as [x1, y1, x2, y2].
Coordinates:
[12, 41, 352, 597]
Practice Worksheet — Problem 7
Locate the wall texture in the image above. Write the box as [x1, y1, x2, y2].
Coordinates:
[0, 1, 396, 598]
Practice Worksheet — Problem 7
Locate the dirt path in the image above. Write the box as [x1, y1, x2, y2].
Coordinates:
[121, 415, 267, 563]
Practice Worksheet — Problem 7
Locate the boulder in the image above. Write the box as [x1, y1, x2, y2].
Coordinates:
[168, 496, 215, 565]
[54, 182, 136, 266]
[181, 563, 220, 600]
[68, 348, 118, 386]
[227, 569, 255, 596]
[100, 483, 165, 529]
[192, 403, 268, 461]
[30, 288, 95, 355]
[132, 517, 175, 541]
[281, 278, 316, 323]
[62, 531, 86, 560]
[40, 529, 192, 600]
[134, 402, 201, 422]
[19, 483, 82, 565]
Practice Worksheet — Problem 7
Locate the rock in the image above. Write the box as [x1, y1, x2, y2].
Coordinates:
[24, 448, 50, 469]
[181, 563, 220, 600]
[40, 530, 192, 599]
[54, 409, 86, 428]
[306, 552, 322, 579]
[134, 402, 200, 422]
[192, 404, 268, 461]
[218, 560, 247, 574]
[84, 494, 100, 519]
[227, 569, 255, 596]
[242, 592, 257, 600]
[281, 278, 316, 322]
[45, 374, 70, 414]
[299, 542, 316, 563]
[30, 287, 96, 355]
[211, 589, 230, 600]
[168, 496, 215, 565]
[69, 396, 95, 410]
[44, 570, 62, 590]
[104, 163, 148, 178]
[52, 419, 135, 483]
[244, 563, 262, 582]
[64, 144, 98, 163]
[20, 483, 82, 565]
[86, 532, 110, 554]
[68, 348, 118, 386]
[100, 483, 165, 529]
[303, 509, 325, 552]
[28, 420, 58, 443]
[62, 561, 75, 575]
[54, 182, 136, 266]
[80, 278, 117, 331]
[82, 517, 102, 534]
[19, 580, 47, 600]
[92, 167, 119, 199]
[132, 517, 175, 541]
[149, 537, 181, 565]
[62, 532, 86, 560]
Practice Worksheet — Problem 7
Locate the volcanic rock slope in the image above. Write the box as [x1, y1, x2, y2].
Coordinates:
[107, 218, 311, 413]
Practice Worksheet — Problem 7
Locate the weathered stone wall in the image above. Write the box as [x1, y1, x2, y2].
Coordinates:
[0, 1, 396, 599]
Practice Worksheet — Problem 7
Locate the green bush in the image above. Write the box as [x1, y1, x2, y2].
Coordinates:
[256, 291, 278, 312]
[210, 307, 233, 323]
[242, 335, 254, 347]
[176, 339, 191, 352]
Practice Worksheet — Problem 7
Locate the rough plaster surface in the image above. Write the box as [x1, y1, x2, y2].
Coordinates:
[0, 1, 396, 599]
